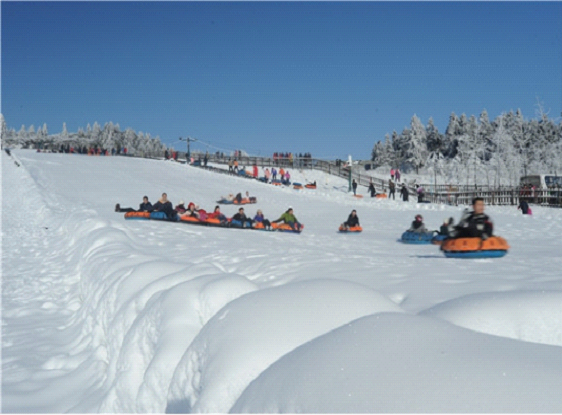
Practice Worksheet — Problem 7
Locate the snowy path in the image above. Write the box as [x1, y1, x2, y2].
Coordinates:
[2, 150, 562, 413]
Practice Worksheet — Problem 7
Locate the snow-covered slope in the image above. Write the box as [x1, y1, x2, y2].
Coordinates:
[2, 150, 562, 413]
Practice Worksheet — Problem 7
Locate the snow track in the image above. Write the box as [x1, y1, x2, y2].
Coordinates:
[2, 150, 562, 413]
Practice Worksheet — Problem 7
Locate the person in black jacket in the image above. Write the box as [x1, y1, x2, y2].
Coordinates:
[341, 210, 360, 230]
[518, 199, 530, 214]
[449, 197, 493, 240]
[231, 207, 253, 228]
[439, 217, 454, 236]
[368, 182, 376, 197]
[152, 193, 176, 219]
[400, 184, 409, 201]
[352, 179, 358, 196]
[116, 196, 154, 213]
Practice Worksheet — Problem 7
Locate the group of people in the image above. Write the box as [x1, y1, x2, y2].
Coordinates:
[407, 197, 494, 240]
[116, 194, 302, 230]
[260, 167, 291, 184]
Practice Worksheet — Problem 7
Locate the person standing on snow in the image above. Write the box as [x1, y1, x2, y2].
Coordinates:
[400, 184, 409, 201]
[352, 179, 358, 195]
[388, 179, 396, 200]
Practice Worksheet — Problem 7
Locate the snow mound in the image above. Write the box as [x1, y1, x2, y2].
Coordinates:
[166, 279, 403, 413]
[420, 290, 562, 346]
[231, 313, 562, 413]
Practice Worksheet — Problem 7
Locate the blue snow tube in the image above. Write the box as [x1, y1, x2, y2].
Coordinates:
[444, 250, 508, 259]
[431, 234, 448, 244]
[401, 231, 435, 244]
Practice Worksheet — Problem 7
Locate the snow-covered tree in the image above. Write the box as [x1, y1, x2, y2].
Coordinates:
[404, 115, 427, 174]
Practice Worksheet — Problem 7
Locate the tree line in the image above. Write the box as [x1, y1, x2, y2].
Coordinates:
[371, 108, 562, 187]
[1, 115, 168, 158]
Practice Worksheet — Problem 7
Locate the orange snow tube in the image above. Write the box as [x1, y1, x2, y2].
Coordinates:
[271, 222, 303, 232]
[124, 211, 151, 219]
[376, 194, 388, 199]
[441, 236, 510, 258]
[305, 184, 316, 189]
[339, 225, 362, 232]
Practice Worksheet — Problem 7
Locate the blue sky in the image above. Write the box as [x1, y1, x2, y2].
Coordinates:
[2, 1, 561, 159]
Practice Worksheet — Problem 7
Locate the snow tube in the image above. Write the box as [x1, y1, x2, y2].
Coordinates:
[124, 211, 150, 220]
[376, 194, 388, 199]
[293, 182, 303, 190]
[441, 236, 510, 258]
[305, 184, 316, 189]
[339, 226, 362, 233]
[271, 222, 303, 233]
[353, 194, 363, 199]
[401, 231, 435, 244]
[431, 234, 448, 245]
[217, 199, 234, 204]
[272, 180, 283, 186]
[150, 211, 177, 221]
[234, 198, 256, 205]
[180, 215, 227, 228]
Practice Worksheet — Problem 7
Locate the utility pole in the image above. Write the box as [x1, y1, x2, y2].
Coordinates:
[179, 136, 197, 163]
[348, 155, 353, 192]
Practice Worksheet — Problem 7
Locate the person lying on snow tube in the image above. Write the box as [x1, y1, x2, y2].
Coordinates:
[115, 195, 154, 213]
[253, 209, 272, 230]
[207, 205, 229, 224]
[151, 193, 178, 220]
[175, 200, 187, 214]
[341, 210, 360, 231]
[231, 207, 254, 228]
[448, 197, 493, 240]
[408, 214, 428, 233]
[245, 191, 257, 203]
[272, 207, 302, 231]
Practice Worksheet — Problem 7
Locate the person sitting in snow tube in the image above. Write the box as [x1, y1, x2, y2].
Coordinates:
[116, 195, 154, 213]
[231, 207, 253, 228]
[441, 198, 508, 258]
[253, 209, 272, 230]
[340, 210, 361, 232]
[401, 214, 434, 243]
[448, 197, 493, 240]
[181, 202, 200, 219]
[305, 181, 317, 189]
[272, 207, 302, 231]
[151, 193, 178, 220]
[431, 217, 454, 245]
[408, 214, 428, 233]
[207, 205, 228, 224]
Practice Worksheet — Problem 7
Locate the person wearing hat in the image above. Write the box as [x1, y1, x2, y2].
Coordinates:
[175, 200, 187, 214]
[408, 214, 428, 233]
[272, 207, 301, 231]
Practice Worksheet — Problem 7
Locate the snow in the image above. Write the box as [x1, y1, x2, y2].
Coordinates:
[2, 150, 562, 413]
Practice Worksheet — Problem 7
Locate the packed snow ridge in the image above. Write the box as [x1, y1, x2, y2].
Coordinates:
[2, 150, 562, 413]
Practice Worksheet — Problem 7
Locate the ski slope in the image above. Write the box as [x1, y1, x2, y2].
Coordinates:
[2, 150, 562, 413]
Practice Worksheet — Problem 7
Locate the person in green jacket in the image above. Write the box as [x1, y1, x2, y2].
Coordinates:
[272, 207, 302, 230]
